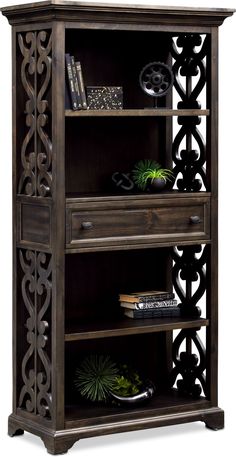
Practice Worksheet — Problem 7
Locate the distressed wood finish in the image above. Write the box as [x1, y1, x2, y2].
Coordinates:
[205, 28, 219, 406]
[65, 317, 209, 342]
[16, 198, 52, 249]
[50, 20, 65, 431]
[65, 108, 210, 117]
[18, 249, 52, 420]
[1, 1, 233, 454]
[66, 195, 210, 250]
[17, 29, 52, 197]
[1, 1, 234, 27]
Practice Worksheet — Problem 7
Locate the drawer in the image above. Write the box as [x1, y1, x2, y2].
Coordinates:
[66, 196, 210, 251]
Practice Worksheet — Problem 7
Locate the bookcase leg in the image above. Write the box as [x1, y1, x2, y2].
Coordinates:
[8, 415, 24, 437]
[204, 409, 224, 431]
[42, 436, 79, 455]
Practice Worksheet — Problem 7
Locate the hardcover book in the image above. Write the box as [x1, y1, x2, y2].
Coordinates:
[124, 307, 181, 319]
[71, 55, 82, 109]
[76, 61, 88, 109]
[119, 290, 175, 303]
[65, 53, 78, 110]
[120, 299, 178, 310]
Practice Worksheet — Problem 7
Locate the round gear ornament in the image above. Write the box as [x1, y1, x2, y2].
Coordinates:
[139, 61, 174, 107]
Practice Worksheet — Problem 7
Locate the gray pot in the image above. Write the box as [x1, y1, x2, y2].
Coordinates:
[150, 177, 166, 191]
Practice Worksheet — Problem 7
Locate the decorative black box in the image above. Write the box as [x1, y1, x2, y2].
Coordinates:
[86, 86, 123, 110]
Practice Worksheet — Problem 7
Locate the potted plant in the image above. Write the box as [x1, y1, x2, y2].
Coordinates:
[132, 159, 174, 192]
[74, 354, 155, 406]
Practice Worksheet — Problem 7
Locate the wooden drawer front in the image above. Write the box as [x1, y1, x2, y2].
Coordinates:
[66, 197, 210, 249]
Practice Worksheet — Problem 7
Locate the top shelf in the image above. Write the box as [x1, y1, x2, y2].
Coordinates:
[65, 108, 210, 118]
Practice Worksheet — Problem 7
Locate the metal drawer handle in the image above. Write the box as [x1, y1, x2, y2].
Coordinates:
[189, 215, 201, 224]
[81, 221, 93, 230]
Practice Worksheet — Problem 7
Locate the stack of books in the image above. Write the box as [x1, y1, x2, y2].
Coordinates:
[119, 290, 180, 319]
[65, 54, 87, 110]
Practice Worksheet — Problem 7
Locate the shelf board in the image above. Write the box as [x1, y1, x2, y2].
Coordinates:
[66, 190, 211, 204]
[65, 108, 210, 117]
[65, 390, 211, 429]
[65, 316, 209, 341]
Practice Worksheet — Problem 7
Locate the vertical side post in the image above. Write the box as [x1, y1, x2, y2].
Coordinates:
[51, 21, 65, 430]
[12, 26, 17, 415]
[206, 27, 219, 405]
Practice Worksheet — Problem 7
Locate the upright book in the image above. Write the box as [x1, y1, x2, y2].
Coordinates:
[65, 53, 79, 110]
[75, 61, 87, 109]
[70, 55, 82, 109]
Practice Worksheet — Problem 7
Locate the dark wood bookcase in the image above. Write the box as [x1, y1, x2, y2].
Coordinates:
[1, 1, 234, 454]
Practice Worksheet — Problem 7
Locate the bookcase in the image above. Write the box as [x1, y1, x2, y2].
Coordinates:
[1, 1, 234, 454]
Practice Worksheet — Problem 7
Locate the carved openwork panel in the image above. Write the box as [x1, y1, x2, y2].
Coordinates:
[170, 244, 208, 397]
[17, 30, 52, 197]
[171, 34, 208, 191]
[18, 249, 52, 419]
[172, 244, 207, 318]
[170, 328, 206, 398]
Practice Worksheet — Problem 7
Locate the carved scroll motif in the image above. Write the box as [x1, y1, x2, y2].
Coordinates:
[170, 328, 207, 398]
[172, 245, 207, 318]
[18, 31, 52, 197]
[171, 34, 208, 191]
[18, 249, 52, 419]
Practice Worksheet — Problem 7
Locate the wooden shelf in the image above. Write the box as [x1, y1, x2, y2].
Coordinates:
[4, 0, 229, 450]
[65, 108, 210, 117]
[65, 317, 209, 342]
[65, 390, 211, 429]
[65, 191, 211, 204]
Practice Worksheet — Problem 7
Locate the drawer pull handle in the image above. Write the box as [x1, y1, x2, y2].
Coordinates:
[81, 221, 93, 230]
[189, 216, 201, 224]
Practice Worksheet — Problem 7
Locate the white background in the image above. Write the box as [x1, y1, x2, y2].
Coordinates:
[0, 0, 235, 455]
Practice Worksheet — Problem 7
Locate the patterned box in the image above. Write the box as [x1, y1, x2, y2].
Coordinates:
[86, 86, 123, 110]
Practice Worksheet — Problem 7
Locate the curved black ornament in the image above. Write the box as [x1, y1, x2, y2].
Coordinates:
[111, 172, 134, 192]
[139, 62, 174, 99]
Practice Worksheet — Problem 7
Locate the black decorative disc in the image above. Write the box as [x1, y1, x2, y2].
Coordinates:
[139, 61, 174, 98]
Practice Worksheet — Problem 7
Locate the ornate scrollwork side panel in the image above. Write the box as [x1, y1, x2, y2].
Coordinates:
[172, 245, 208, 318]
[17, 30, 52, 197]
[171, 34, 209, 191]
[170, 328, 207, 398]
[18, 249, 52, 420]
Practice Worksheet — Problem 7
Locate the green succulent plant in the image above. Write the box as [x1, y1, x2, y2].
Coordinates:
[74, 355, 119, 403]
[74, 356, 143, 402]
[145, 167, 174, 183]
[132, 159, 174, 191]
[112, 364, 143, 397]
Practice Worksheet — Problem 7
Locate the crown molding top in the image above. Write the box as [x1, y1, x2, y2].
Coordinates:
[1, 0, 235, 27]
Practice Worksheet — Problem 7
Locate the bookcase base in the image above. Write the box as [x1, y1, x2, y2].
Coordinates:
[8, 406, 224, 455]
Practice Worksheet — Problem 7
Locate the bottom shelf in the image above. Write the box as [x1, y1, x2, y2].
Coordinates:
[65, 390, 210, 429]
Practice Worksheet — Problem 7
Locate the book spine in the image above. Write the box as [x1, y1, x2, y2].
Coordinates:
[119, 292, 175, 302]
[71, 55, 82, 109]
[76, 61, 88, 109]
[137, 293, 175, 302]
[120, 299, 178, 310]
[65, 54, 78, 110]
[124, 307, 181, 319]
